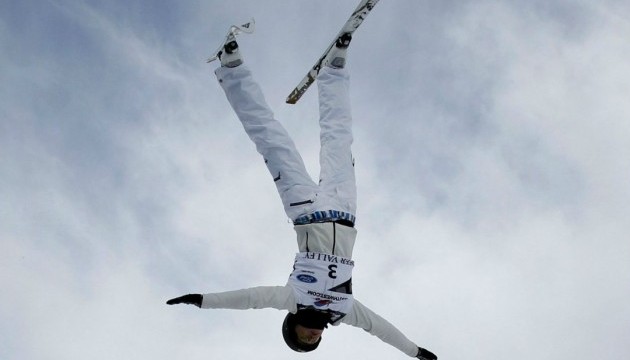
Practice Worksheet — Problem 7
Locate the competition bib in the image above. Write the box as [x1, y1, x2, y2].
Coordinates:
[288, 252, 354, 323]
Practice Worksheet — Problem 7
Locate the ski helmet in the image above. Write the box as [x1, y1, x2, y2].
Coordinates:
[282, 310, 330, 352]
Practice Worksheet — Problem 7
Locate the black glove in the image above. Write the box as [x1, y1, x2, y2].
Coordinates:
[416, 347, 437, 360]
[166, 294, 203, 308]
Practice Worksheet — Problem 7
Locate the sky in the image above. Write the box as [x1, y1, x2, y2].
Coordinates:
[1, 0, 630, 359]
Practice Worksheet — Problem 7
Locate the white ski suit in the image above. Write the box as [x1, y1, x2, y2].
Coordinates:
[205, 65, 419, 357]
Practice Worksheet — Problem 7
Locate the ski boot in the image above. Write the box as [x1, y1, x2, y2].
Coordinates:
[207, 19, 254, 67]
[216, 34, 243, 68]
[324, 33, 352, 69]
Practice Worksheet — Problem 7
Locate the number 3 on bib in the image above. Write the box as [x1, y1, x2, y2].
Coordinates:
[328, 264, 338, 279]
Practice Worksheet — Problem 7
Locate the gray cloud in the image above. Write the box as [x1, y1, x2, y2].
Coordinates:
[2, 1, 629, 359]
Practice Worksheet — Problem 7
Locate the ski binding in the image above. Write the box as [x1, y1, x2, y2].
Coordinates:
[206, 18, 255, 63]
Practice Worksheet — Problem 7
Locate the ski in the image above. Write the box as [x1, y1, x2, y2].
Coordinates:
[285, 0, 380, 104]
[206, 18, 256, 63]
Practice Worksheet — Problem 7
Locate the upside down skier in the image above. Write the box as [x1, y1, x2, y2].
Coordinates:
[166, 29, 438, 360]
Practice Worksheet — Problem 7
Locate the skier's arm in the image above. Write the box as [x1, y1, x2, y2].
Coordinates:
[168, 286, 296, 312]
[202, 285, 295, 311]
[342, 299, 436, 359]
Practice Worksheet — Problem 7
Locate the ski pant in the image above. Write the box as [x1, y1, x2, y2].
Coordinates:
[215, 65, 357, 223]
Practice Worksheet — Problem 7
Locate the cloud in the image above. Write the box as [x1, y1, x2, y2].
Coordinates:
[2, 1, 629, 359]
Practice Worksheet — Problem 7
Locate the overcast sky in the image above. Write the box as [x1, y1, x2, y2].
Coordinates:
[2, 1, 629, 359]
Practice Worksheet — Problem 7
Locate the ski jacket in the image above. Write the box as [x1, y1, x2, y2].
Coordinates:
[200, 222, 419, 357]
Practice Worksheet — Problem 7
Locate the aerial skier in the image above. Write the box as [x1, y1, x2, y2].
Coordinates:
[167, 23, 438, 360]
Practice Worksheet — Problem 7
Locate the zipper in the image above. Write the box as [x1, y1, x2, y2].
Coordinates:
[332, 222, 337, 255]
[290, 199, 314, 207]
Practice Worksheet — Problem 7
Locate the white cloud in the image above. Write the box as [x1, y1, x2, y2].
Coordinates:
[2, 1, 629, 359]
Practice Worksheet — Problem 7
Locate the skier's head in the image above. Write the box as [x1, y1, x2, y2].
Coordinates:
[282, 309, 330, 352]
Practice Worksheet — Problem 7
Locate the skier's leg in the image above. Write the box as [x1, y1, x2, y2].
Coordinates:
[315, 66, 357, 220]
[215, 65, 317, 220]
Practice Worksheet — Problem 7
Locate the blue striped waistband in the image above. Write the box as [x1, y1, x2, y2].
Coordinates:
[293, 210, 356, 226]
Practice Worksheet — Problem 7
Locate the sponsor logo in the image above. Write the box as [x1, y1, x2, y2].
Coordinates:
[297, 274, 318, 283]
[307, 290, 347, 302]
[302, 252, 354, 266]
[314, 299, 333, 307]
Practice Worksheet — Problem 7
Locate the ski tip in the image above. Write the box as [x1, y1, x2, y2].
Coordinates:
[233, 18, 255, 35]
[243, 17, 255, 30]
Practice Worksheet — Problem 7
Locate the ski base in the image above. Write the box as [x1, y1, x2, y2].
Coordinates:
[286, 0, 380, 104]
